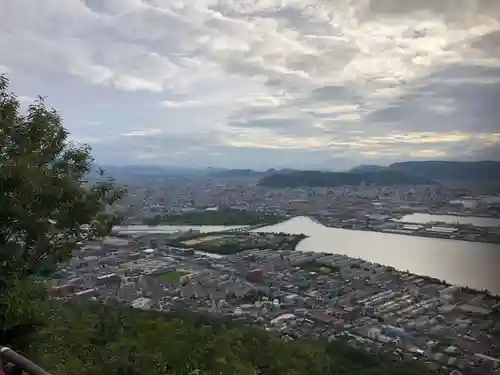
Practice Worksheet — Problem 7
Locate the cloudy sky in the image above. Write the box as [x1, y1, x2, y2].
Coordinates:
[1, 0, 500, 169]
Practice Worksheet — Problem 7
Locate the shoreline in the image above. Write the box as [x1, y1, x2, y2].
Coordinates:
[311, 216, 500, 245]
[122, 211, 499, 245]
[125, 229, 498, 296]
[291, 246, 499, 297]
[322, 224, 500, 245]
[394, 211, 500, 219]
[245, 231, 499, 296]
[115, 217, 498, 294]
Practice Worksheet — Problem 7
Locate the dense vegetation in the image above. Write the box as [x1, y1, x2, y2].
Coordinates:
[258, 170, 436, 188]
[0, 75, 125, 334]
[0, 75, 438, 375]
[208, 168, 268, 179]
[142, 209, 287, 226]
[185, 233, 307, 254]
[348, 165, 387, 173]
[13, 300, 437, 375]
[349, 161, 500, 182]
[389, 160, 500, 182]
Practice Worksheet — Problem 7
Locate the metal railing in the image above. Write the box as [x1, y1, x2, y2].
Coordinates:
[0, 346, 52, 375]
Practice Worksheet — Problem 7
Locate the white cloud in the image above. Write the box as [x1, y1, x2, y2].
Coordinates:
[121, 128, 162, 137]
[17, 95, 36, 104]
[1, 0, 499, 168]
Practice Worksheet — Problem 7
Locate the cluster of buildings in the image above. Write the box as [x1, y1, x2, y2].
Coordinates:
[315, 214, 500, 244]
[47, 233, 500, 375]
[116, 176, 499, 223]
[112, 176, 500, 245]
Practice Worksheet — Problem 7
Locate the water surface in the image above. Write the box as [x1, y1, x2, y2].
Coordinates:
[256, 217, 500, 294]
[114, 218, 499, 294]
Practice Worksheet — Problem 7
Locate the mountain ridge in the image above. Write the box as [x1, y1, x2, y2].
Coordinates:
[90, 161, 500, 184]
[258, 169, 436, 188]
[388, 160, 500, 181]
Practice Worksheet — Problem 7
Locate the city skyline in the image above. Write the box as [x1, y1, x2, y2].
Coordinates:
[1, 0, 500, 169]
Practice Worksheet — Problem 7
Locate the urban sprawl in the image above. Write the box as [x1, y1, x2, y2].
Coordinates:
[48, 178, 500, 375]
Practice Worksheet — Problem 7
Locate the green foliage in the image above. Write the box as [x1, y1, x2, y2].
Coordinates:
[142, 209, 285, 226]
[0, 279, 48, 344]
[0, 74, 126, 334]
[258, 170, 436, 188]
[158, 270, 187, 283]
[389, 160, 500, 182]
[19, 301, 437, 375]
[170, 233, 306, 255]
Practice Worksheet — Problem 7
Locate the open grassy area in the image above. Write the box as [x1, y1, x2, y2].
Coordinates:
[182, 234, 228, 246]
[158, 270, 187, 283]
[200, 234, 248, 246]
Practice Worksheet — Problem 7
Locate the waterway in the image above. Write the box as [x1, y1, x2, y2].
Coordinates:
[255, 217, 500, 294]
[398, 213, 500, 228]
[114, 217, 500, 294]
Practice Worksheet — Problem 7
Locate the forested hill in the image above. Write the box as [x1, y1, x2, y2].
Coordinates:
[258, 170, 436, 188]
[348, 164, 387, 173]
[388, 161, 500, 181]
[207, 168, 298, 181]
[14, 300, 437, 375]
[259, 170, 433, 188]
[264, 160, 500, 188]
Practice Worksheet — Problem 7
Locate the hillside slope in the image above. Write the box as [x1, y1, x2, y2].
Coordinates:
[16, 300, 436, 375]
[258, 170, 435, 188]
[388, 161, 500, 181]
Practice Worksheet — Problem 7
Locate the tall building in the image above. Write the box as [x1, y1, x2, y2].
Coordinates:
[246, 268, 264, 283]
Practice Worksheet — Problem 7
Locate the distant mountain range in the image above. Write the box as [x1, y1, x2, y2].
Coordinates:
[348, 161, 500, 182]
[87, 165, 212, 183]
[259, 161, 500, 188]
[207, 168, 297, 181]
[91, 161, 500, 186]
[258, 170, 436, 188]
[348, 164, 388, 173]
[387, 161, 500, 181]
[91, 166, 295, 180]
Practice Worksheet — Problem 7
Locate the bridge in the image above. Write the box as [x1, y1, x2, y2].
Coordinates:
[223, 224, 269, 233]
[1, 346, 52, 375]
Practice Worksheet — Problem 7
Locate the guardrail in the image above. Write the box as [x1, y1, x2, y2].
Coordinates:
[0, 346, 52, 375]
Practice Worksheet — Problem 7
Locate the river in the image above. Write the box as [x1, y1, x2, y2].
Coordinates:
[255, 217, 500, 294]
[114, 217, 500, 294]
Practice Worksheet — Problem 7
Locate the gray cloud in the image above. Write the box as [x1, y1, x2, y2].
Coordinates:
[1, 0, 499, 169]
[367, 65, 500, 133]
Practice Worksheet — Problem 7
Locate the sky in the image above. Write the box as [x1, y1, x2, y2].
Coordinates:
[1, 0, 500, 170]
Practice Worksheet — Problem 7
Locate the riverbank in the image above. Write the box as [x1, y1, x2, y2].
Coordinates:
[314, 216, 500, 244]
[254, 216, 500, 295]
[151, 241, 500, 369]
[114, 216, 499, 293]
[393, 210, 500, 220]
[141, 209, 288, 226]
[165, 231, 307, 255]
[397, 212, 500, 227]
[333, 224, 499, 244]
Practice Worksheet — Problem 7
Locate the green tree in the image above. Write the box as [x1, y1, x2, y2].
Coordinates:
[0, 74, 126, 336]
